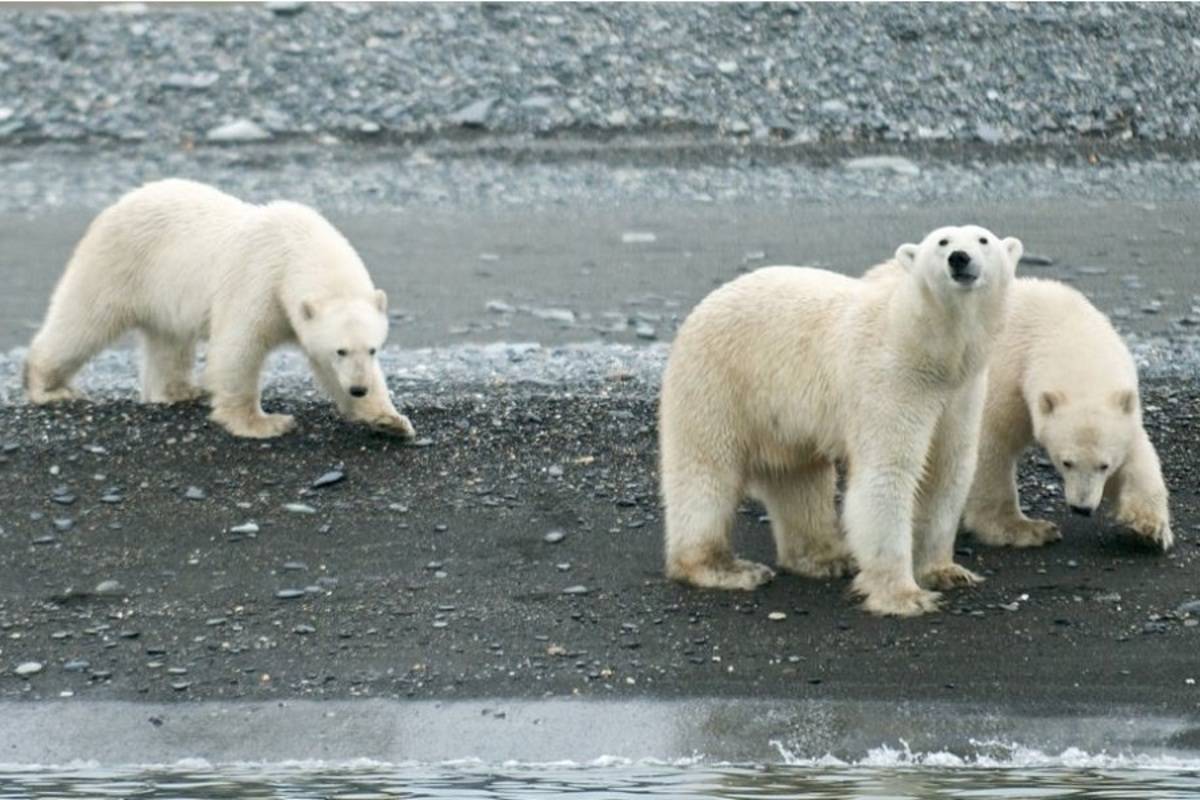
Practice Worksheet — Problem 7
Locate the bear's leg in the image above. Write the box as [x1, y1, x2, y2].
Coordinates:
[1107, 429, 1173, 551]
[755, 463, 853, 579]
[663, 464, 774, 591]
[139, 332, 204, 404]
[843, 415, 942, 616]
[965, 452, 1060, 548]
[205, 335, 295, 439]
[914, 383, 986, 590]
[24, 282, 128, 404]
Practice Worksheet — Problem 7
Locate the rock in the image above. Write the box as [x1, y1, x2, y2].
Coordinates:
[265, 0, 306, 15]
[282, 561, 308, 571]
[63, 660, 90, 672]
[284, 503, 317, 514]
[15, 661, 43, 677]
[184, 486, 207, 501]
[93, 580, 124, 596]
[206, 119, 272, 142]
[448, 96, 498, 127]
[1177, 600, 1200, 616]
[161, 72, 219, 91]
[230, 522, 259, 534]
[635, 323, 657, 340]
[311, 470, 345, 489]
[976, 122, 1007, 144]
[1020, 253, 1056, 267]
[486, 300, 516, 314]
[768, 611, 787, 621]
[621, 231, 657, 244]
[1075, 266, 1109, 275]
[293, 624, 316, 635]
[562, 585, 590, 596]
[716, 60, 739, 74]
[275, 588, 305, 600]
[819, 99, 849, 114]
[532, 308, 576, 325]
[543, 530, 565, 544]
[547, 464, 564, 478]
[843, 156, 921, 177]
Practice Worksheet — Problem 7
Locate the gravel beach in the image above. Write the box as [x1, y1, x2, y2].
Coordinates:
[1, 1, 1199, 765]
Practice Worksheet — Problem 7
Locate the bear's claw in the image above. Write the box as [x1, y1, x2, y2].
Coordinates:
[920, 563, 984, 590]
[971, 516, 1061, 549]
[366, 413, 416, 439]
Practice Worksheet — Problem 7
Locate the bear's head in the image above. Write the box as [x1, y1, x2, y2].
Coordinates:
[297, 290, 389, 400]
[1032, 389, 1139, 516]
[894, 225, 1022, 299]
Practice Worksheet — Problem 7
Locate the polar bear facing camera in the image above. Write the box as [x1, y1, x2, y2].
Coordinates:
[659, 226, 1021, 616]
[964, 278, 1172, 551]
[23, 179, 415, 440]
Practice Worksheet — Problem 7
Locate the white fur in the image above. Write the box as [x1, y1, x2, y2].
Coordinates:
[23, 179, 415, 439]
[659, 225, 1020, 616]
[964, 278, 1172, 551]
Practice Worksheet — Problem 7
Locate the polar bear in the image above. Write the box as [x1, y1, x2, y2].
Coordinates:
[963, 278, 1172, 551]
[23, 179, 416, 440]
[660, 225, 1021, 616]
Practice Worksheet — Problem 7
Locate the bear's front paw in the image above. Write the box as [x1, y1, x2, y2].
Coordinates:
[853, 572, 941, 616]
[1117, 501, 1174, 552]
[778, 551, 855, 579]
[972, 517, 1061, 549]
[920, 563, 984, 591]
[213, 410, 296, 439]
[365, 412, 416, 439]
[667, 557, 775, 591]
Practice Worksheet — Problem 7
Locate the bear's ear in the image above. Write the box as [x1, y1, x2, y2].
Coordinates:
[300, 298, 319, 321]
[1003, 237, 1024, 267]
[1039, 390, 1065, 415]
[374, 289, 388, 314]
[1113, 389, 1137, 415]
[894, 243, 919, 271]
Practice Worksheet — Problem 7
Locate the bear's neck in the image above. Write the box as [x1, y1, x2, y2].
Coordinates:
[888, 278, 1007, 387]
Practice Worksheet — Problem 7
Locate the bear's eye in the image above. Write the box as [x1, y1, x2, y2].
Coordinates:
[369, 348, 376, 356]
[1098, 463, 1109, 472]
[938, 238, 949, 247]
[336, 349, 348, 357]
[1062, 460, 1075, 469]
[979, 237, 988, 245]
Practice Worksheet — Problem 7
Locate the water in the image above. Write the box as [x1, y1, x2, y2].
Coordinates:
[2, 755, 1198, 800]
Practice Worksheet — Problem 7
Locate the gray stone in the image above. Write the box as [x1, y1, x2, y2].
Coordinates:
[843, 156, 921, 176]
[448, 96, 498, 127]
[14, 661, 43, 677]
[206, 119, 272, 142]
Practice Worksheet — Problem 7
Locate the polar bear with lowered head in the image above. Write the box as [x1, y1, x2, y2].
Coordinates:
[23, 179, 415, 440]
[964, 277, 1172, 551]
[660, 226, 1021, 616]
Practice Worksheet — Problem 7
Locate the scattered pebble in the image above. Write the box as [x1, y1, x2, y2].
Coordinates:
[311, 469, 345, 489]
[543, 530, 565, 544]
[14, 661, 43, 677]
[284, 503, 317, 514]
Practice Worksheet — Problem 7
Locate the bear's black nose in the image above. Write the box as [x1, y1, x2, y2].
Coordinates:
[349, 386, 368, 398]
[1069, 504, 1093, 517]
[947, 250, 977, 284]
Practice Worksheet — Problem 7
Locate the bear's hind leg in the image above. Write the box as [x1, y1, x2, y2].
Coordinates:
[663, 465, 773, 591]
[140, 332, 204, 404]
[24, 284, 128, 404]
[755, 463, 853, 579]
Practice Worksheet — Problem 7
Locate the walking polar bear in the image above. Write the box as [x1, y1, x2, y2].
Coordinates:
[964, 278, 1172, 551]
[660, 225, 1022, 616]
[23, 179, 415, 440]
